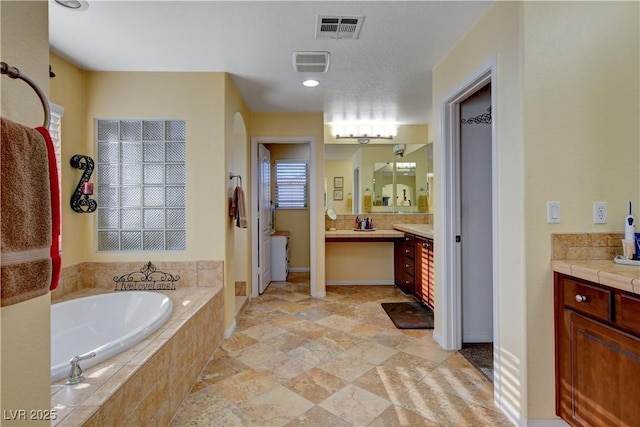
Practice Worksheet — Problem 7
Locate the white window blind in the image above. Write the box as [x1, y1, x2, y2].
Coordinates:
[275, 160, 308, 209]
[49, 103, 64, 252]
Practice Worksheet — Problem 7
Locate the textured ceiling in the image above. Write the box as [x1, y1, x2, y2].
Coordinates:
[49, 1, 493, 125]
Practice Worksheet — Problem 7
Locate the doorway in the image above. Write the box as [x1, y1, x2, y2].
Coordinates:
[250, 136, 317, 298]
[438, 56, 498, 363]
[460, 85, 493, 344]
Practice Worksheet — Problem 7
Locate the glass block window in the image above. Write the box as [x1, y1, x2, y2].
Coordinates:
[96, 119, 186, 251]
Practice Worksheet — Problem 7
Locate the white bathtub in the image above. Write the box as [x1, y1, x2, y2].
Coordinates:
[51, 291, 173, 382]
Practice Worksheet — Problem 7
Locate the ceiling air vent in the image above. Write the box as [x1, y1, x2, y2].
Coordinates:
[316, 15, 364, 40]
[293, 51, 330, 73]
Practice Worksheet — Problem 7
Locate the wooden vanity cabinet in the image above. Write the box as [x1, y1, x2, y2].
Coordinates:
[416, 237, 434, 309]
[395, 234, 415, 295]
[554, 273, 640, 427]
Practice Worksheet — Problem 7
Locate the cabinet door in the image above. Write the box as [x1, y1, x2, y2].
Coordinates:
[416, 237, 433, 308]
[563, 311, 640, 426]
[426, 238, 434, 309]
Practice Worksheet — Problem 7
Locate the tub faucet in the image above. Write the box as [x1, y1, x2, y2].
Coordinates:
[66, 352, 96, 385]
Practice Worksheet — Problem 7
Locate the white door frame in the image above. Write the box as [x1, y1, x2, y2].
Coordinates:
[438, 56, 498, 352]
[251, 136, 317, 298]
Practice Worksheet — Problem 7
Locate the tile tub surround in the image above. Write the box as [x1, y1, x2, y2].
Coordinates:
[325, 213, 432, 231]
[50, 286, 224, 426]
[550, 232, 640, 295]
[54, 260, 224, 301]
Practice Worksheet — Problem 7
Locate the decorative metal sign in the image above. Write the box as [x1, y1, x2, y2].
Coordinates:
[113, 261, 180, 291]
[461, 106, 492, 125]
[70, 154, 97, 213]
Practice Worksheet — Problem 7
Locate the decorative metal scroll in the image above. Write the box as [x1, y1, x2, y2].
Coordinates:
[461, 106, 492, 125]
[113, 261, 180, 291]
[70, 154, 97, 213]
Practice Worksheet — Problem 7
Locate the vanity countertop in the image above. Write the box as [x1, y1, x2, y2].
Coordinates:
[393, 223, 434, 239]
[551, 259, 640, 295]
[325, 229, 404, 240]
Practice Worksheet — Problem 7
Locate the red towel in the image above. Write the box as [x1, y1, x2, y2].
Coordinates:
[36, 126, 61, 290]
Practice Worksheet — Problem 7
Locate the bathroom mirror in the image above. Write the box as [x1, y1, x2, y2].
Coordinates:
[325, 142, 433, 214]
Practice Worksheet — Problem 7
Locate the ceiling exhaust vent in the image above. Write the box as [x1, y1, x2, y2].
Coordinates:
[316, 15, 364, 40]
[293, 51, 330, 73]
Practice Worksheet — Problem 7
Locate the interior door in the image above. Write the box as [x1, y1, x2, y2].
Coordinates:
[460, 85, 493, 343]
[258, 144, 271, 294]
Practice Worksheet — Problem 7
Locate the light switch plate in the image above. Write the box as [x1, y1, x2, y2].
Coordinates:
[547, 201, 561, 224]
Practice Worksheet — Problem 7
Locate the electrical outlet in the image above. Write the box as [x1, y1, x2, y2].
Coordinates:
[594, 202, 607, 224]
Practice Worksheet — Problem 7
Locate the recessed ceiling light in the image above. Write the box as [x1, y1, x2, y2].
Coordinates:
[303, 79, 319, 88]
[54, 0, 89, 11]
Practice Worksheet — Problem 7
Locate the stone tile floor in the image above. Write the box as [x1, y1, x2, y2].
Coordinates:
[171, 274, 512, 426]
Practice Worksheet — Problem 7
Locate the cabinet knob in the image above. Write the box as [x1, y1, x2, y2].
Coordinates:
[422, 242, 430, 248]
[405, 264, 410, 268]
[405, 249, 410, 253]
[575, 294, 588, 303]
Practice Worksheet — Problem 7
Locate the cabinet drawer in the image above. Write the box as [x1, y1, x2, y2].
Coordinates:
[616, 293, 640, 336]
[563, 278, 612, 322]
[403, 257, 414, 274]
[402, 271, 414, 287]
[403, 245, 415, 259]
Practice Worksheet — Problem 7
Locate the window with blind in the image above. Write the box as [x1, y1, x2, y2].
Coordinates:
[49, 103, 64, 252]
[275, 160, 308, 209]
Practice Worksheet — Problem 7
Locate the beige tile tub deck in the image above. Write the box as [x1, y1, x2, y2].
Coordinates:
[51, 285, 223, 426]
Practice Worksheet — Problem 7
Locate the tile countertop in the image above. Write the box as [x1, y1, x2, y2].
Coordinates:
[325, 229, 405, 239]
[551, 259, 640, 295]
[392, 223, 434, 239]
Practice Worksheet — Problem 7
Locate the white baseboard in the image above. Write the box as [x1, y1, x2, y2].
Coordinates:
[326, 280, 394, 286]
[224, 319, 236, 339]
[289, 267, 310, 273]
[433, 331, 445, 349]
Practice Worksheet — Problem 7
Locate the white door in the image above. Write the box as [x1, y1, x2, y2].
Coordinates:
[460, 85, 493, 343]
[258, 144, 272, 294]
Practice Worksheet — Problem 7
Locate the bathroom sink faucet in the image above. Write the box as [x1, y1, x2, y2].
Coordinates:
[66, 352, 96, 385]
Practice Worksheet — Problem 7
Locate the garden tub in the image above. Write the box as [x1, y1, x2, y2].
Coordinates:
[50, 291, 172, 382]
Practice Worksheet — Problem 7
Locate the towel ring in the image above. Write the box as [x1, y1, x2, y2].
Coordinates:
[1, 61, 51, 128]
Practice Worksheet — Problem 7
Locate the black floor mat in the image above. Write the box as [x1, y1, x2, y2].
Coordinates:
[381, 302, 434, 329]
[459, 342, 493, 382]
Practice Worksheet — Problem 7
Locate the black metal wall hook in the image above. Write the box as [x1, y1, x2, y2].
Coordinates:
[70, 154, 97, 213]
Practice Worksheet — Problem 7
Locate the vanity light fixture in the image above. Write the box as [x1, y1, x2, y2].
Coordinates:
[332, 124, 397, 144]
[303, 79, 320, 87]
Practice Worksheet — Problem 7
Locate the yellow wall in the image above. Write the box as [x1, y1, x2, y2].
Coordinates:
[522, 1, 639, 419]
[83, 71, 227, 262]
[325, 160, 353, 214]
[433, 1, 640, 422]
[0, 1, 52, 423]
[325, 243, 394, 284]
[224, 74, 251, 325]
[49, 54, 88, 268]
[251, 113, 326, 295]
[432, 1, 525, 421]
